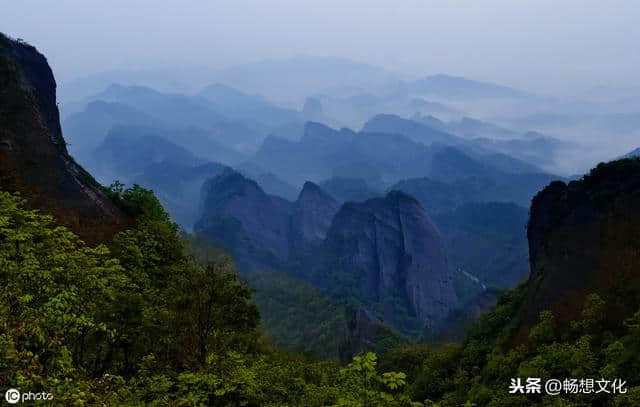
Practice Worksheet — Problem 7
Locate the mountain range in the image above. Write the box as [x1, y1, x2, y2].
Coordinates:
[194, 169, 458, 333]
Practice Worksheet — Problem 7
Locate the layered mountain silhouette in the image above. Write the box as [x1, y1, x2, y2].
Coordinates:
[388, 172, 557, 213]
[407, 74, 531, 100]
[90, 125, 234, 228]
[197, 83, 303, 127]
[195, 169, 457, 332]
[363, 114, 554, 174]
[64, 84, 267, 156]
[7, 31, 640, 373]
[250, 121, 553, 190]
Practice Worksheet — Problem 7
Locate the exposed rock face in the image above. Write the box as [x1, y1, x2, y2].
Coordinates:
[196, 171, 458, 330]
[0, 34, 129, 244]
[321, 191, 457, 327]
[195, 168, 292, 269]
[520, 159, 640, 336]
[340, 308, 385, 361]
[196, 170, 340, 267]
[291, 181, 339, 248]
[302, 97, 323, 121]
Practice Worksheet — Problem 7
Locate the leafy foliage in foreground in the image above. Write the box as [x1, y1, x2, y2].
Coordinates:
[380, 289, 640, 406]
[0, 188, 414, 405]
[4, 184, 640, 405]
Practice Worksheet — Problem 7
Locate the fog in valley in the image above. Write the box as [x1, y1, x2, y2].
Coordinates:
[4, 1, 640, 296]
[6, 1, 640, 179]
[5, 1, 640, 388]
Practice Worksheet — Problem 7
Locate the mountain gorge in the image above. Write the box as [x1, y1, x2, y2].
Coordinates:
[4, 30, 640, 405]
[195, 168, 458, 334]
[45, 48, 565, 350]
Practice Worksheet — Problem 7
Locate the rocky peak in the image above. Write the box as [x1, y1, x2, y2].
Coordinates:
[195, 168, 292, 269]
[322, 190, 457, 329]
[0, 33, 129, 244]
[291, 181, 339, 246]
[296, 181, 338, 212]
[519, 158, 640, 338]
[302, 97, 323, 120]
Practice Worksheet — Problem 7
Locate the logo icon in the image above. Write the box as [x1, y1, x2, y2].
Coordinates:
[5, 388, 20, 404]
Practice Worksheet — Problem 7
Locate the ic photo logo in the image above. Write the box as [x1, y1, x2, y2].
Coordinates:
[4, 388, 53, 404]
[5, 388, 20, 404]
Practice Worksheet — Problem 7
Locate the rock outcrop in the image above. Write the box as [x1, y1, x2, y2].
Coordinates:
[196, 170, 339, 266]
[195, 168, 292, 269]
[195, 171, 459, 331]
[519, 158, 640, 337]
[0, 34, 129, 244]
[302, 97, 323, 121]
[321, 191, 457, 328]
[290, 181, 339, 250]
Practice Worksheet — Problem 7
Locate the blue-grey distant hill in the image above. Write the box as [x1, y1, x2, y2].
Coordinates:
[251, 121, 553, 189]
[210, 55, 404, 102]
[197, 83, 303, 127]
[407, 74, 532, 100]
[63, 100, 162, 160]
[368, 113, 569, 174]
[64, 83, 295, 158]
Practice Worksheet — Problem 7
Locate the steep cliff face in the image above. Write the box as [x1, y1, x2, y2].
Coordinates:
[195, 171, 458, 332]
[321, 191, 457, 329]
[290, 181, 339, 250]
[196, 169, 343, 267]
[195, 168, 292, 269]
[520, 158, 640, 336]
[0, 34, 129, 244]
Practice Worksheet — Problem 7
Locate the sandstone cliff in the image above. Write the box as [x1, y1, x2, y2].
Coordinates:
[0, 34, 129, 244]
[195, 168, 292, 270]
[320, 191, 458, 329]
[290, 181, 339, 252]
[520, 158, 640, 337]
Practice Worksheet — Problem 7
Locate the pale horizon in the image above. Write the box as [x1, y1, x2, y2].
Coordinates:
[4, 0, 640, 96]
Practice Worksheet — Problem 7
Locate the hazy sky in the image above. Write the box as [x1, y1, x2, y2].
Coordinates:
[4, 0, 640, 94]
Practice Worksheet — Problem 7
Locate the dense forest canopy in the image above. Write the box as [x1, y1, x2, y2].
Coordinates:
[2, 180, 640, 405]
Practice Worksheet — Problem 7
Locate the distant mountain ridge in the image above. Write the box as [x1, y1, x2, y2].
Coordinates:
[197, 83, 303, 127]
[408, 74, 532, 100]
[250, 121, 550, 189]
[195, 170, 338, 270]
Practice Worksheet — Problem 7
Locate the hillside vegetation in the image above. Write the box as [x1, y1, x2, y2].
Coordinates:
[0, 187, 416, 406]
